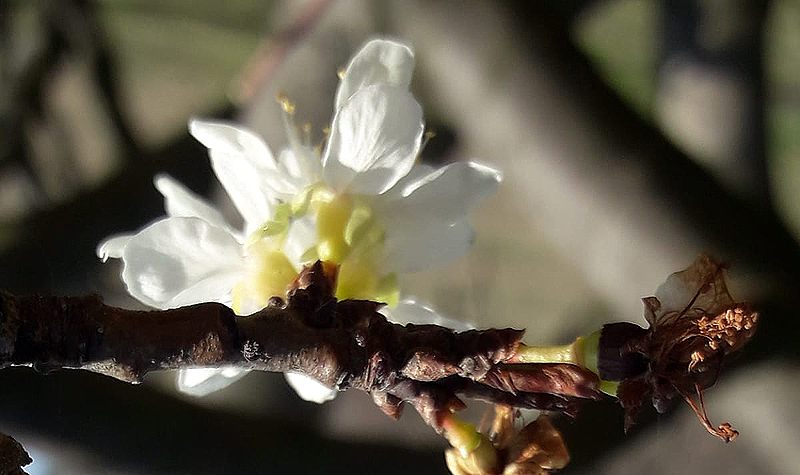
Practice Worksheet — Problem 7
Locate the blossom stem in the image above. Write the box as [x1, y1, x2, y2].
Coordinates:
[442, 412, 482, 454]
[508, 332, 624, 396]
[441, 412, 499, 473]
[509, 341, 582, 365]
[508, 332, 599, 367]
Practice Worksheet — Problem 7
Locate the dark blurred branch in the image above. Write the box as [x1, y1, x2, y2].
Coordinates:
[0, 0, 334, 293]
[0, 105, 230, 294]
[398, 0, 800, 317]
[45, 0, 142, 156]
[657, 0, 771, 206]
[0, 1, 68, 195]
[506, 1, 799, 358]
[0, 0, 141, 204]
[392, 1, 795, 469]
[237, 0, 333, 103]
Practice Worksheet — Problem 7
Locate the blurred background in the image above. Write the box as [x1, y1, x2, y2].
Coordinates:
[0, 0, 798, 473]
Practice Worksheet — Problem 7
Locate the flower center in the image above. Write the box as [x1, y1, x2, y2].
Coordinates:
[232, 185, 399, 314]
[311, 188, 399, 306]
[232, 237, 297, 314]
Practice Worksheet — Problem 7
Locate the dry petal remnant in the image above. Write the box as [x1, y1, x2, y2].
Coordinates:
[613, 254, 758, 442]
[444, 406, 569, 475]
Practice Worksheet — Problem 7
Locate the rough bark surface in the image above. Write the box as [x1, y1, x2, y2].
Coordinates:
[0, 264, 601, 431]
[0, 432, 31, 475]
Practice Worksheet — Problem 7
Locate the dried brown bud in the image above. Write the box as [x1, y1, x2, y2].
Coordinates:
[608, 255, 757, 441]
[480, 364, 602, 400]
[286, 261, 339, 327]
[445, 406, 569, 475]
[505, 413, 569, 470]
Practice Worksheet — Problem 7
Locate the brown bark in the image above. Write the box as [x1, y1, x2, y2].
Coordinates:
[0, 432, 31, 475]
[0, 281, 600, 432]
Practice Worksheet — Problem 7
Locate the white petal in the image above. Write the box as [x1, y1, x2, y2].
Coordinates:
[189, 119, 276, 167]
[379, 161, 501, 224]
[154, 174, 231, 231]
[284, 372, 337, 403]
[97, 234, 133, 262]
[323, 85, 423, 195]
[120, 217, 244, 309]
[284, 214, 318, 269]
[189, 119, 280, 232]
[383, 298, 475, 331]
[649, 254, 734, 324]
[277, 148, 320, 191]
[384, 220, 474, 273]
[176, 367, 249, 397]
[382, 164, 435, 200]
[335, 39, 415, 110]
[208, 154, 275, 234]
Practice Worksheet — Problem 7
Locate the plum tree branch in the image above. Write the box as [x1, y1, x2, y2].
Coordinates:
[0, 265, 600, 432]
[0, 431, 31, 475]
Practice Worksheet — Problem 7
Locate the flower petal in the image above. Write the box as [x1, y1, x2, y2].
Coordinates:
[97, 234, 133, 262]
[284, 214, 318, 269]
[383, 298, 474, 331]
[648, 254, 735, 325]
[190, 119, 286, 232]
[323, 85, 423, 195]
[176, 367, 249, 397]
[154, 174, 231, 232]
[120, 217, 243, 309]
[379, 161, 501, 224]
[284, 372, 337, 403]
[384, 220, 474, 273]
[382, 163, 435, 200]
[189, 119, 276, 167]
[277, 147, 320, 192]
[335, 39, 415, 110]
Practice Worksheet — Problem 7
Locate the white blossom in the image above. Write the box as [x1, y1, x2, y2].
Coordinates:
[98, 39, 500, 402]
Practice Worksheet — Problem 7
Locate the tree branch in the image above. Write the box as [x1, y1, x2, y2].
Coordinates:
[0, 431, 31, 475]
[237, 0, 334, 103]
[0, 265, 600, 433]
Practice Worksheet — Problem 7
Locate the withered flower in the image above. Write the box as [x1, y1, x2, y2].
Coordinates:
[598, 255, 758, 442]
[445, 406, 569, 475]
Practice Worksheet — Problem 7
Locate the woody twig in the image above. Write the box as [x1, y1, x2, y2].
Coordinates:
[0, 262, 600, 435]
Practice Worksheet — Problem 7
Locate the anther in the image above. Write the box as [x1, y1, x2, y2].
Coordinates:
[276, 92, 296, 115]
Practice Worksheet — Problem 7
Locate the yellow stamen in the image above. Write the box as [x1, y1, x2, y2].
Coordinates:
[316, 194, 352, 263]
[418, 130, 436, 160]
[276, 92, 296, 115]
[233, 240, 297, 313]
[343, 202, 374, 247]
